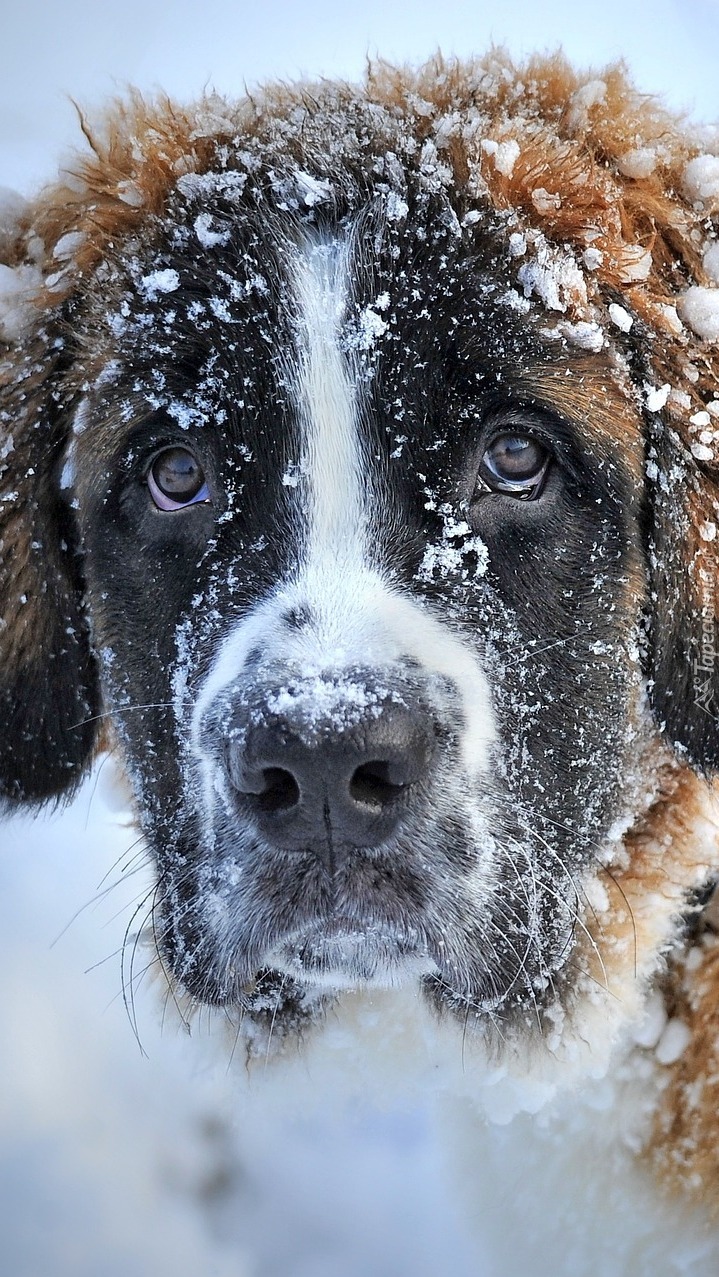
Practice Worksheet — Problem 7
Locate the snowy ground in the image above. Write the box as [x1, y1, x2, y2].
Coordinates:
[2, 3, 719, 1274]
[2, 0, 719, 195]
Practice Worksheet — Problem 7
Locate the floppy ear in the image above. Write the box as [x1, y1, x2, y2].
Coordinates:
[645, 405, 719, 773]
[0, 315, 101, 805]
[0, 93, 227, 806]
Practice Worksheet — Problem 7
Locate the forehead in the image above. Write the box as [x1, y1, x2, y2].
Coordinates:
[74, 159, 645, 487]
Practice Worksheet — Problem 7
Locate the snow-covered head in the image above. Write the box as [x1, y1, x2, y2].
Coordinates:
[1, 53, 718, 1047]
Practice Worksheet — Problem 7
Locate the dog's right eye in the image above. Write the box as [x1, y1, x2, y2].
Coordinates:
[475, 432, 551, 501]
[146, 447, 210, 511]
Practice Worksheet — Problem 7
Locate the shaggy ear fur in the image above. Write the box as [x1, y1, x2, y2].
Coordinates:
[645, 414, 719, 772]
[0, 315, 100, 805]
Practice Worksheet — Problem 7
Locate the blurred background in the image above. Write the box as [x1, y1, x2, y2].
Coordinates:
[1, 2, 718, 1274]
[3, 0, 719, 193]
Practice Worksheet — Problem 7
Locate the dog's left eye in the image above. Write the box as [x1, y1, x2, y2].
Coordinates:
[146, 447, 210, 511]
[476, 432, 551, 500]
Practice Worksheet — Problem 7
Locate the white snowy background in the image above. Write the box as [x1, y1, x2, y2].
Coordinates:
[1, 3, 718, 1275]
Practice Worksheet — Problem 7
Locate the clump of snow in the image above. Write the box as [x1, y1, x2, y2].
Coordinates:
[281, 462, 303, 488]
[617, 148, 657, 179]
[690, 441, 713, 461]
[116, 178, 145, 207]
[608, 303, 633, 333]
[679, 286, 719, 341]
[615, 245, 652, 283]
[294, 170, 333, 207]
[194, 212, 230, 248]
[481, 138, 520, 177]
[0, 186, 28, 259]
[565, 79, 606, 132]
[417, 514, 489, 582]
[657, 304, 683, 335]
[682, 154, 719, 206]
[655, 1018, 692, 1066]
[140, 268, 181, 300]
[499, 288, 531, 314]
[508, 232, 526, 257]
[690, 411, 712, 429]
[703, 241, 719, 284]
[418, 138, 453, 194]
[263, 675, 395, 734]
[385, 192, 409, 222]
[556, 320, 604, 351]
[53, 230, 85, 262]
[582, 246, 603, 271]
[517, 237, 586, 313]
[176, 169, 248, 201]
[644, 383, 671, 412]
[45, 267, 69, 292]
[0, 261, 42, 341]
[352, 302, 388, 350]
[670, 387, 692, 411]
[433, 111, 461, 150]
[700, 521, 717, 542]
[531, 188, 561, 215]
[188, 98, 238, 139]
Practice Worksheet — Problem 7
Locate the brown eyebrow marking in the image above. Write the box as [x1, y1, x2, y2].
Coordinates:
[515, 355, 646, 489]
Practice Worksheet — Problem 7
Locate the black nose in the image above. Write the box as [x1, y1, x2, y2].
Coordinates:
[223, 695, 435, 860]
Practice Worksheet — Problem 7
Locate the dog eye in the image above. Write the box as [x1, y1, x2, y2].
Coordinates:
[477, 432, 550, 500]
[146, 447, 210, 511]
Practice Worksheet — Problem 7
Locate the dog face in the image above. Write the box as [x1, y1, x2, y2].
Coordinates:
[71, 172, 647, 1019]
[2, 58, 719, 1046]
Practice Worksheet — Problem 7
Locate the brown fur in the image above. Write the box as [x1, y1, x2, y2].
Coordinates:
[651, 926, 719, 1200]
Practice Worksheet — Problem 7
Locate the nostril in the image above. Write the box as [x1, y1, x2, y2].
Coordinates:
[255, 767, 301, 813]
[349, 760, 406, 810]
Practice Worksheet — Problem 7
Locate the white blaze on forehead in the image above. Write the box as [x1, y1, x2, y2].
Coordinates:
[189, 226, 497, 780]
[291, 233, 367, 584]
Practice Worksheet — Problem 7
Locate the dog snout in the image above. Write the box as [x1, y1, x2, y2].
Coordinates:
[214, 683, 437, 857]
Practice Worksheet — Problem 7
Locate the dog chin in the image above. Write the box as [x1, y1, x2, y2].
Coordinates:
[265, 922, 437, 990]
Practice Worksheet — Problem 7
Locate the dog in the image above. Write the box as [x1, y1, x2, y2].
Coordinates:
[2, 49, 719, 1226]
